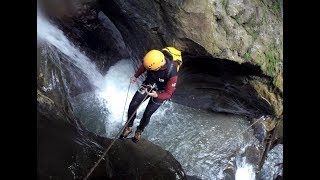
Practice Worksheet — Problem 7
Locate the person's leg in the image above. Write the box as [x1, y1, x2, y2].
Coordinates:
[127, 88, 149, 127]
[137, 97, 164, 131]
[120, 88, 149, 139]
[132, 98, 164, 142]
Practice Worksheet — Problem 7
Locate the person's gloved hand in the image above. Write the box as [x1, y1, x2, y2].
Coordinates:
[130, 76, 137, 83]
[145, 88, 158, 98]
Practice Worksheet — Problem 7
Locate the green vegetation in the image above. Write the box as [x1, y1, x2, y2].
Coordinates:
[271, 0, 281, 16]
[263, 45, 278, 77]
[244, 51, 251, 61]
[222, 0, 229, 14]
[262, 11, 267, 24]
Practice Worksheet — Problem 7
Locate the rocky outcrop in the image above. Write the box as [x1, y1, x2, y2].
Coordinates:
[39, 0, 131, 74]
[106, 138, 186, 179]
[172, 56, 274, 118]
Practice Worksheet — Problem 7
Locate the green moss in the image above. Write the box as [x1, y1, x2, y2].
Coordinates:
[271, 0, 281, 15]
[244, 51, 251, 61]
[252, 30, 260, 41]
[264, 46, 278, 77]
[222, 0, 229, 14]
[243, 14, 260, 41]
[246, 13, 255, 28]
[262, 11, 267, 24]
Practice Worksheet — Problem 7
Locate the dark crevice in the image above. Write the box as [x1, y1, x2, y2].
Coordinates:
[172, 54, 274, 118]
[182, 54, 269, 78]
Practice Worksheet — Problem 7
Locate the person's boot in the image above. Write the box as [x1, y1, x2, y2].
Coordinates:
[119, 126, 132, 139]
[132, 129, 142, 143]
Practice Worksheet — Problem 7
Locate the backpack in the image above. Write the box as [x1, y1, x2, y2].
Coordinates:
[162, 47, 183, 72]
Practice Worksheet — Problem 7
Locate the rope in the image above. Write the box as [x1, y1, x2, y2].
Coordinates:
[121, 83, 131, 124]
[83, 83, 154, 180]
[218, 117, 265, 150]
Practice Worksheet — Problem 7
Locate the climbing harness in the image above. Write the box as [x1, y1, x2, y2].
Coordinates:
[83, 83, 156, 180]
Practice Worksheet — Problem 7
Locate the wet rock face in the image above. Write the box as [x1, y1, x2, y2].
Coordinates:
[39, 0, 131, 74]
[106, 138, 186, 179]
[56, 10, 130, 74]
[172, 56, 274, 118]
[37, 45, 107, 179]
[37, 99, 107, 179]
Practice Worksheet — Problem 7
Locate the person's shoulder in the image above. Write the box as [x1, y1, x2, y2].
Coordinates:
[170, 63, 178, 77]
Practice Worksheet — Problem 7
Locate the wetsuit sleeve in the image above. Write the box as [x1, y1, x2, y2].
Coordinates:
[134, 64, 146, 78]
[157, 75, 178, 100]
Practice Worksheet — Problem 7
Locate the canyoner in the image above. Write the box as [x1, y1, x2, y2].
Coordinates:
[120, 47, 183, 143]
[84, 47, 183, 179]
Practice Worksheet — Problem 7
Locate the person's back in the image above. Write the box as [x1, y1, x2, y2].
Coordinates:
[145, 57, 177, 91]
[161, 47, 183, 72]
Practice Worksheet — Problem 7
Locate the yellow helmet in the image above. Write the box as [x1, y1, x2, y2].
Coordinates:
[143, 50, 165, 71]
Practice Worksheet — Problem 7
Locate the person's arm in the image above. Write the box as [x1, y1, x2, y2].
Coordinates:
[134, 64, 146, 78]
[157, 76, 178, 100]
